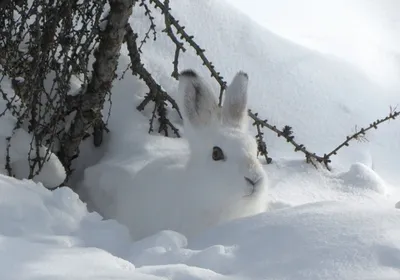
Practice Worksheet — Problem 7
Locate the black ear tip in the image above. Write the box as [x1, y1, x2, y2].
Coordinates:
[238, 71, 248, 79]
[180, 69, 198, 78]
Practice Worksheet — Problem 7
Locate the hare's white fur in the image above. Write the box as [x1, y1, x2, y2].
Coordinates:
[86, 70, 268, 241]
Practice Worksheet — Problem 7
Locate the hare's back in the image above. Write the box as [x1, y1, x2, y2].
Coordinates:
[83, 134, 190, 240]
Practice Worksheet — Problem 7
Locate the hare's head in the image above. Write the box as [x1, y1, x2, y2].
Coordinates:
[178, 69, 268, 217]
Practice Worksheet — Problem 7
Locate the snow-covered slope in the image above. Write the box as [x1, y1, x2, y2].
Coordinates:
[226, 0, 400, 87]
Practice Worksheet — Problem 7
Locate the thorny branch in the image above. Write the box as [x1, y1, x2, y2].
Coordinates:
[253, 115, 272, 164]
[249, 110, 326, 167]
[120, 0, 157, 79]
[124, 23, 181, 137]
[0, 0, 109, 180]
[149, 0, 227, 104]
[322, 107, 400, 164]
[250, 108, 400, 168]
[138, 0, 157, 51]
[161, 0, 184, 79]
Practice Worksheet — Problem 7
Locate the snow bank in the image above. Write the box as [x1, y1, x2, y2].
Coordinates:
[0, 175, 163, 280]
[1, 174, 400, 280]
[0, 175, 131, 254]
[189, 201, 400, 280]
[128, 201, 400, 280]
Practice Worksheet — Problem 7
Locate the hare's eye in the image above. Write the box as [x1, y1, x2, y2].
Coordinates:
[212, 146, 225, 161]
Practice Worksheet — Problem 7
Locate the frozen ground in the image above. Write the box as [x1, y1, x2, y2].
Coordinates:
[0, 0, 400, 279]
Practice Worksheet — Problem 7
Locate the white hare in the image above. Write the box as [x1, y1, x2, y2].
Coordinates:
[84, 69, 268, 241]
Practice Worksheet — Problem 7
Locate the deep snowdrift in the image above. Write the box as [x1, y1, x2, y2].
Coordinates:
[0, 175, 399, 280]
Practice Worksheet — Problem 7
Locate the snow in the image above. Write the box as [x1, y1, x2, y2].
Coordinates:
[0, 97, 66, 188]
[226, 0, 400, 87]
[0, 175, 151, 280]
[1, 0, 400, 279]
[0, 175, 399, 280]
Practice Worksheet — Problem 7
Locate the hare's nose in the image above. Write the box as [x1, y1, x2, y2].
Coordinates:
[244, 176, 263, 195]
[244, 177, 256, 186]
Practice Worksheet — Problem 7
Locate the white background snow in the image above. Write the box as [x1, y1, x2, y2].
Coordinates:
[0, 0, 400, 279]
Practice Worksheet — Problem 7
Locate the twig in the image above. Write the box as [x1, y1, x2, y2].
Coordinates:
[125, 23, 181, 137]
[161, 0, 185, 79]
[253, 117, 272, 164]
[323, 108, 400, 162]
[250, 107, 400, 168]
[120, 0, 157, 80]
[249, 109, 326, 168]
[138, 0, 157, 51]
[149, 0, 227, 104]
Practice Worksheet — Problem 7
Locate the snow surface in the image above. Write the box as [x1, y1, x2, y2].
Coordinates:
[226, 0, 400, 87]
[1, 0, 400, 279]
[1, 174, 400, 280]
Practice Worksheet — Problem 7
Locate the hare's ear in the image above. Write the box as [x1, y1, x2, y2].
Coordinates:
[178, 69, 218, 128]
[222, 71, 249, 130]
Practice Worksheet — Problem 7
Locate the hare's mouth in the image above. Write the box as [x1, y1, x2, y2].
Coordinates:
[244, 176, 263, 197]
